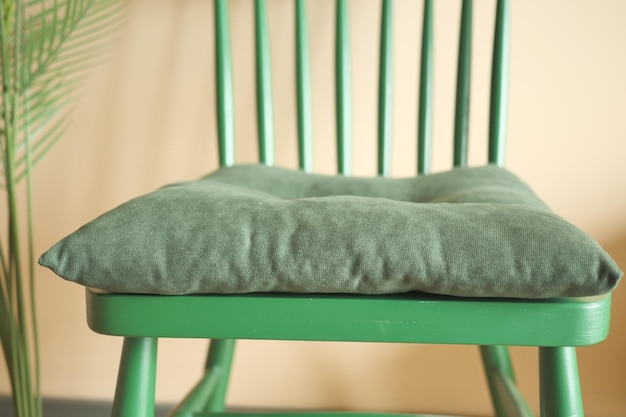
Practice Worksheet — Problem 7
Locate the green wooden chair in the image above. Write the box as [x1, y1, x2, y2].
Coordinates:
[39, 1, 622, 416]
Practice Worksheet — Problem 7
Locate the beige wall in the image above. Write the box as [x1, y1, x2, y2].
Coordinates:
[1, 0, 625, 416]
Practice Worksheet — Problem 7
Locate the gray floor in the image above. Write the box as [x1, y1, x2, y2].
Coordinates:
[0, 396, 172, 417]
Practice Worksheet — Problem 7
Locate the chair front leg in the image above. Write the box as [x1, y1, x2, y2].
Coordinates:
[112, 337, 158, 417]
[539, 346, 584, 417]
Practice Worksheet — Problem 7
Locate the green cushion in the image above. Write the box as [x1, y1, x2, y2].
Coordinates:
[39, 165, 622, 298]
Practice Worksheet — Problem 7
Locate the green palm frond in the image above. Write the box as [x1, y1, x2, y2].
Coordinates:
[0, 1, 126, 416]
[1, 0, 126, 189]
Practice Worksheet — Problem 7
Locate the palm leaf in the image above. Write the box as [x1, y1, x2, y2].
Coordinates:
[1, 0, 127, 189]
[0, 1, 126, 416]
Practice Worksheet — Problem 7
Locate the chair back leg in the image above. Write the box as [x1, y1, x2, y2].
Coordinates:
[164, 339, 235, 417]
[481, 346, 534, 417]
[481, 345, 515, 416]
[204, 339, 236, 412]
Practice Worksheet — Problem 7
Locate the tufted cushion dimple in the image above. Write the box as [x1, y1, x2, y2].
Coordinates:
[39, 165, 622, 298]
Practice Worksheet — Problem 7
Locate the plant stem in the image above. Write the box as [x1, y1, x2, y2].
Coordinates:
[0, 2, 41, 416]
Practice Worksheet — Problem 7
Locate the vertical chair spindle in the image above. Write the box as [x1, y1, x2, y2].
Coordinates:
[215, 0, 235, 167]
[417, 0, 433, 175]
[377, 0, 393, 177]
[479, 6, 518, 415]
[488, 0, 510, 166]
[255, 0, 275, 166]
[296, 0, 313, 172]
[454, 0, 472, 168]
[335, 0, 352, 175]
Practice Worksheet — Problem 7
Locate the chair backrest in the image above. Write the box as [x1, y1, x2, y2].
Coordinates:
[213, 0, 510, 176]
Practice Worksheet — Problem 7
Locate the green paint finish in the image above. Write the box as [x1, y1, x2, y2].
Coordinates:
[168, 370, 222, 417]
[335, 0, 351, 175]
[377, 0, 393, 177]
[296, 0, 313, 172]
[204, 339, 236, 412]
[169, 339, 236, 417]
[255, 0, 275, 166]
[87, 290, 611, 347]
[539, 347, 585, 417]
[111, 338, 157, 417]
[491, 368, 535, 417]
[417, 0, 433, 175]
[215, 0, 235, 167]
[454, 0, 472, 168]
[489, 0, 510, 166]
[481, 346, 531, 417]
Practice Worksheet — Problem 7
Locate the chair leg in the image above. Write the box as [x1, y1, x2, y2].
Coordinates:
[165, 339, 236, 417]
[204, 339, 236, 412]
[111, 337, 158, 417]
[480, 345, 516, 417]
[539, 347, 584, 417]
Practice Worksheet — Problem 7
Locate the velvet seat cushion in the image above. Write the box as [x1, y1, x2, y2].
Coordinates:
[39, 165, 622, 298]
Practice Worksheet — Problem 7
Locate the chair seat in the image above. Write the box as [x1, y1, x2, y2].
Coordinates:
[41, 165, 621, 299]
[86, 288, 611, 347]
